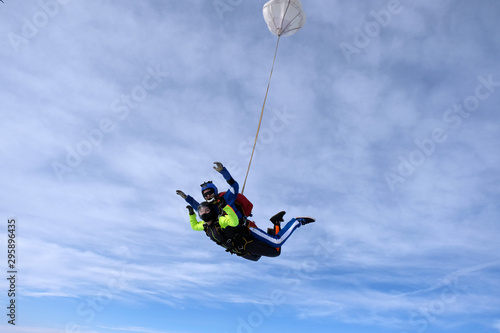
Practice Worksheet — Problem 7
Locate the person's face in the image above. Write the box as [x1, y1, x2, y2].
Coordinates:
[199, 205, 211, 216]
[203, 189, 215, 201]
[199, 205, 213, 224]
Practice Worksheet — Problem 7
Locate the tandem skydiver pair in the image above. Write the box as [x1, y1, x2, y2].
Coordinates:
[176, 162, 315, 261]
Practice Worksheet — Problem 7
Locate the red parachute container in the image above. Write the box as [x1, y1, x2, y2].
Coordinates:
[218, 192, 253, 217]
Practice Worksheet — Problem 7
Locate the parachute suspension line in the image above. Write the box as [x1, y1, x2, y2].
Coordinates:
[241, 35, 281, 195]
[278, 0, 293, 36]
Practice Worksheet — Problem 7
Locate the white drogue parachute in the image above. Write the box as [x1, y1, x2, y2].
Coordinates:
[242, 0, 306, 195]
[262, 0, 307, 37]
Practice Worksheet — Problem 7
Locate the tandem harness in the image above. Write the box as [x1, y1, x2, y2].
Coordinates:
[203, 220, 254, 257]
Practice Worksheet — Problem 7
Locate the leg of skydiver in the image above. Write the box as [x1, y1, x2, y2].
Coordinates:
[244, 239, 280, 258]
[240, 253, 262, 261]
[249, 214, 315, 248]
[231, 234, 280, 258]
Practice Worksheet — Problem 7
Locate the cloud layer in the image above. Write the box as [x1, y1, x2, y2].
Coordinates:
[1, 1, 500, 332]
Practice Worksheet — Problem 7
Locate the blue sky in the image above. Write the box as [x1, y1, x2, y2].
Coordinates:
[1, 0, 500, 332]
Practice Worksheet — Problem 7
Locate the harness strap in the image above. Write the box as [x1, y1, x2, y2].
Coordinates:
[226, 235, 254, 256]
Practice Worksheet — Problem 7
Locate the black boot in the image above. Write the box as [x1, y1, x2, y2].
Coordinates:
[270, 211, 286, 225]
[295, 216, 315, 225]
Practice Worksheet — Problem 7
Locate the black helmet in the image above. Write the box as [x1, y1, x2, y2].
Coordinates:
[197, 201, 219, 222]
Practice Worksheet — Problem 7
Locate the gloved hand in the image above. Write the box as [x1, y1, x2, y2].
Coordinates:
[186, 205, 195, 215]
[218, 196, 226, 209]
[176, 190, 187, 199]
[213, 161, 223, 172]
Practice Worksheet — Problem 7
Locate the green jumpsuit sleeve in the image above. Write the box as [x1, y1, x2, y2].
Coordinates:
[189, 214, 205, 231]
[218, 205, 239, 229]
[189, 205, 238, 230]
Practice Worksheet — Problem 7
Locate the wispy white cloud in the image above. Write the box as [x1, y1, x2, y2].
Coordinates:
[98, 325, 188, 333]
[0, 325, 98, 333]
[493, 320, 500, 332]
[1, 1, 500, 333]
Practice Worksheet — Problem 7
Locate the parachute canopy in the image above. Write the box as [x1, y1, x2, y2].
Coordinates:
[263, 0, 306, 37]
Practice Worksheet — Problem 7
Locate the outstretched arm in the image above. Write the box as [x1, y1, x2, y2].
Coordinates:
[213, 162, 239, 206]
[185, 195, 200, 211]
[187, 205, 204, 231]
[177, 190, 200, 211]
